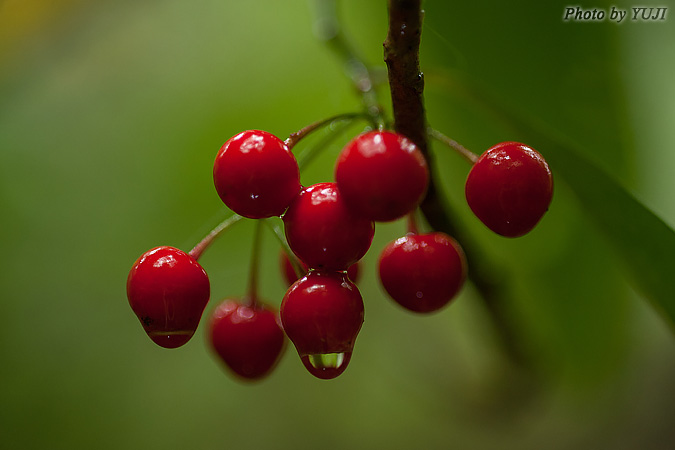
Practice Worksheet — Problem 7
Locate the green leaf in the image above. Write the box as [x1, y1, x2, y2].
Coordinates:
[461, 80, 675, 330]
[540, 130, 675, 329]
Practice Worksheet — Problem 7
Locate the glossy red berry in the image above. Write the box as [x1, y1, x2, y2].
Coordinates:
[378, 232, 467, 314]
[213, 130, 301, 219]
[280, 271, 364, 379]
[283, 182, 374, 271]
[279, 250, 360, 286]
[465, 141, 553, 237]
[127, 246, 210, 348]
[335, 130, 429, 222]
[208, 298, 286, 381]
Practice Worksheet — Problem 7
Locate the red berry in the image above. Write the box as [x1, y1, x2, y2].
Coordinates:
[335, 130, 429, 222]
[213, 130, 301, 219]
[208, 298, 286, 381]
[378, 232, 466, 314]
[465, 141, 553, 237]
[279, 250, 360, 286]
[127, 246, 210, 348]
[283, 182, 374, 271]
[280, 271, 364, 379]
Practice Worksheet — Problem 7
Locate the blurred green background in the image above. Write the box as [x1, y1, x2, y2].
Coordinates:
[1, 0, 674, 448]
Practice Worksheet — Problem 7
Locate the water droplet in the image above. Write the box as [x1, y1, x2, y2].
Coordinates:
[300, 352, 352, 380]
[147, 330, 194, 349]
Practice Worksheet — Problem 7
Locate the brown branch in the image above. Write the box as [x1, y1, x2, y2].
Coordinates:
[383, 0, 534, 373]
[383, 0, 427, 151]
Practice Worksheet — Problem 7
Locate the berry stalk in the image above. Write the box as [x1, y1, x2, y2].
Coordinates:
[313, 0, 386, 129]
[406, 211, 420, 234]
[263, 218, 305, 279]
[295, 117, 358, 170]
[246, 220, 264, 306]
[189, 213, 244, 261]
[285, 112, 365, 150]
[428, 127, 479, 164]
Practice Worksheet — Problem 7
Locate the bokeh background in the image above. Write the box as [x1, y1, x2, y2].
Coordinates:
[1, 0, 674, 449]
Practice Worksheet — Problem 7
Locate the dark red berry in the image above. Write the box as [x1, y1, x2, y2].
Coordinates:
[208, 298, 286, 381]
[283, 182, 374, 271]
[280, 271, 364, 379]
[127, 246, 210, 348]
[279, 250, 360, 286]
[213, 130, 301, 219]
[378, 232, 466, 314]
[335, 130, 429, 222]
[465, 141, 553, 237]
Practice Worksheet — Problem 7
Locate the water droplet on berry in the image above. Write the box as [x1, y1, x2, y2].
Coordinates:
[300, 352, 352, 380]
[147, 330, 194, 349]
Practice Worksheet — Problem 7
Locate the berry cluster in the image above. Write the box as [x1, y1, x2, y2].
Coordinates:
[126, 126, 553, 382]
